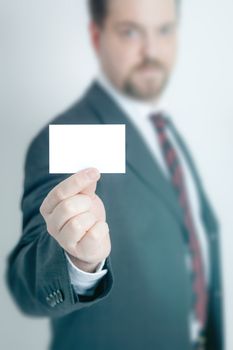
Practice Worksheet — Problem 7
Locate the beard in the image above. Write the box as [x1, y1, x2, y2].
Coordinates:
[122, 58, 170, 101]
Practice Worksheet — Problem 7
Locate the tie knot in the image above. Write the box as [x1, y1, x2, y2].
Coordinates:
[150, 112, 168, 130]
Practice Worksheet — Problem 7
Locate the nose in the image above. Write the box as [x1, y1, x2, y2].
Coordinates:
[142, 32, 158, 59]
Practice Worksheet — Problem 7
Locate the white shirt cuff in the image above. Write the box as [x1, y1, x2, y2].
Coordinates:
[64, 251, 108, 296]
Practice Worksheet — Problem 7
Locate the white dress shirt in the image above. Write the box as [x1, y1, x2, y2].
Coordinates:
[65, 70, 210, 343]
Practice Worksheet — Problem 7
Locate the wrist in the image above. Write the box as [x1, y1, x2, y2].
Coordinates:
[66, 253, 100, 273]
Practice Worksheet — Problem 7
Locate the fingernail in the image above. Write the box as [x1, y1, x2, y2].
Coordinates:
[85, 168, 99, 180]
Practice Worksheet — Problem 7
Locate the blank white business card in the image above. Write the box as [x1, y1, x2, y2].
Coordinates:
[49, 124, 126, 174]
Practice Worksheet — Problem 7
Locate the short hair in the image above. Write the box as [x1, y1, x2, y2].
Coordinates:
[88, 0, 107, 27]
[88, 0, 181, 27]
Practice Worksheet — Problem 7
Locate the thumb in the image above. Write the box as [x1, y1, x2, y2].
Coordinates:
[80, 167, 100, 199]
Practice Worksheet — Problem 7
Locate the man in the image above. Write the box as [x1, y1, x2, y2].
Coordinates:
[5, 0, 224, 349]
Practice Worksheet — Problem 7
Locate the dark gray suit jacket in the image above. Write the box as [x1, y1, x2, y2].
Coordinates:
[6, 81, 224, 350]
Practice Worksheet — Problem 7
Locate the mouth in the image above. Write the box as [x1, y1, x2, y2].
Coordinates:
[136, 66, 164, 77]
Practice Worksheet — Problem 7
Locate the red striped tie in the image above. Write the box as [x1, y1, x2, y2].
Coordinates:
[150, 112, 208, 329]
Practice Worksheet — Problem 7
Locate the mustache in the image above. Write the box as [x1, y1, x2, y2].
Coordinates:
[134, 58, 165, 71]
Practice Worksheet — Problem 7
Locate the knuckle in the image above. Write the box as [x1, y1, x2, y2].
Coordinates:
[46, 216, 57, 236]
[39, 204, 44, 217]
[88, 213, 97, 227]
[68, 217, 77, 231]
[105, 243, 111, 257]
[65, 241, 76, 254]
[89, 227, 100, 241]
[103, 222, 109, 233]
[53, 187, 64, 202]
[39, 198, 47, 217]
[87, 212, 96, 225]
[101, 238, 111, 258]
[62, 199, 73, 213]
[89, 221, 109, 241]
[69, 216, 83, 233]
[100, 222, 110, 237]
[73, 245, 85, 260]
[46, 222, 54, 236]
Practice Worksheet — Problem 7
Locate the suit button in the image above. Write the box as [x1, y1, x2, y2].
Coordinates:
[46, 293, 57, 307]
[46, 289, 64, 307]
[56, 289, 64, 303]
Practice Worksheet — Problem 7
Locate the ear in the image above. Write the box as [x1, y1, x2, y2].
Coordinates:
[89, 21, 101, 53]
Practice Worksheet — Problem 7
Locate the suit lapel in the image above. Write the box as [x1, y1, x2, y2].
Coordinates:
[85, 81, 185, 228]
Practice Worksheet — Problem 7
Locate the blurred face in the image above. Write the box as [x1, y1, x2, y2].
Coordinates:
[90, 0, 178, 102]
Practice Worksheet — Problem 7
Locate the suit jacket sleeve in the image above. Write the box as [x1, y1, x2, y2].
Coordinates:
[5, 121, 114, 319]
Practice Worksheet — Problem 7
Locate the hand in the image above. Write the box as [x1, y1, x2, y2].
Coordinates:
[39, 168, 111, 272]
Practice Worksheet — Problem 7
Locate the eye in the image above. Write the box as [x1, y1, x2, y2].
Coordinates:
[119, 27, 141, 39]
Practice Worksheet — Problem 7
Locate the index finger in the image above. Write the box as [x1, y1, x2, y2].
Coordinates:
[40, 167, 100, 216]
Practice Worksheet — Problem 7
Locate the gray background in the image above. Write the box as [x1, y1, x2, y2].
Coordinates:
[1, 0, 232, 349]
